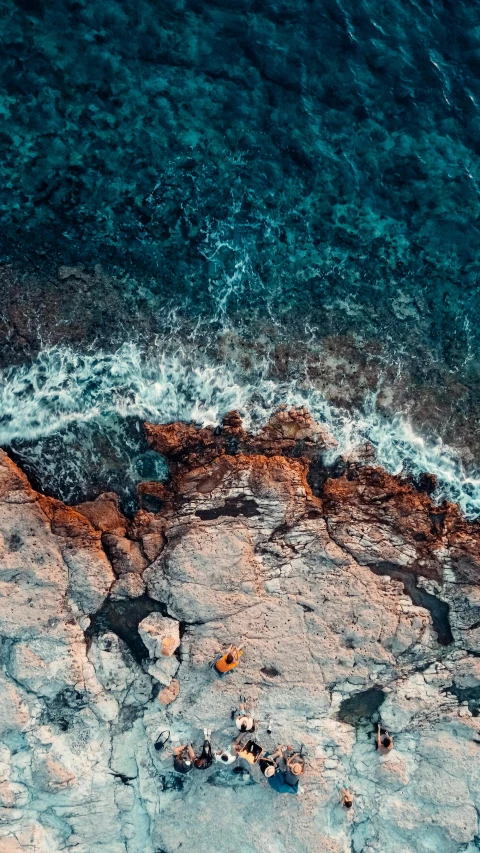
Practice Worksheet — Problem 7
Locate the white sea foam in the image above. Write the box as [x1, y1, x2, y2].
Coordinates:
[1, 343, 480, 518]
[0, 344, 250, 444]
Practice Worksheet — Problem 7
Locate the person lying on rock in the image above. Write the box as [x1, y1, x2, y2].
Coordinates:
[214, 644, 243, 676]
[172, 744, 196, 774]
[376, 723, 393, 755]
[194, 730, 214, 770]
[258, 745, 286, 779]
[235, 696, 255, 733]
[340, 787, 354, 809]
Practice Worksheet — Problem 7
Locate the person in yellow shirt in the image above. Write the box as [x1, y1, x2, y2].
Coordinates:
[233, 734, 263, 765]
[214, 645, 243, 676]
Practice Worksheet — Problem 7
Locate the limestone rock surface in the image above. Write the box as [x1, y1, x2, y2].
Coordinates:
[2, 410, 480, 853]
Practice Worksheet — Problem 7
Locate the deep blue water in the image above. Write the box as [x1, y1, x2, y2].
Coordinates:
[1, 0, 480, 513]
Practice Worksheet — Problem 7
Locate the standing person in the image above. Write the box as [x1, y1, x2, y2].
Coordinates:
[214, 645, 243, 676]
[340, 787, 354, 809]
[376, 723, 393, 755]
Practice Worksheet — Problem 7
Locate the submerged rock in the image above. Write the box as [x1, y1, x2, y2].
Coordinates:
[1, 412, 480, 853]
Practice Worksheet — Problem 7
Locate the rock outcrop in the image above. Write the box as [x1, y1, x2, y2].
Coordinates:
[2, 410, 480, 853]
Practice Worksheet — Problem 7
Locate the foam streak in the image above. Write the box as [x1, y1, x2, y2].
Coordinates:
[1, 344, 480, 518]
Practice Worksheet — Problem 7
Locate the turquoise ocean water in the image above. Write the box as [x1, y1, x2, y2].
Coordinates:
[1, 0, 480, 514]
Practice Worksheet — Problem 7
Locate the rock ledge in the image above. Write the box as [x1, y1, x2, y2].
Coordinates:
[1, 409, 480, 853]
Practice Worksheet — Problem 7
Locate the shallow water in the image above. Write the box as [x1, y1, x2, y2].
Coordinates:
[2, 342, 480, 518]
[1, 0, 480, 514]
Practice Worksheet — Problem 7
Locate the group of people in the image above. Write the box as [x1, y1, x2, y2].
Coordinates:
[168, 644, 395, 804]
[172, 695, 306, 795]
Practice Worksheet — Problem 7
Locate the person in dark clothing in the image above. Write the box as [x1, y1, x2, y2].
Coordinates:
[172, 744, 195, 774]
[236, 737, 263, 765]
[259, 745, 285, 779]
[267, 769, 299, 795]
[194, 739, 214, 770]
[284, 752, 305, 787]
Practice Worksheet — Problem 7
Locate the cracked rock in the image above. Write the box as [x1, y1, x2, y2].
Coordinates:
[2, 409, 480, 853]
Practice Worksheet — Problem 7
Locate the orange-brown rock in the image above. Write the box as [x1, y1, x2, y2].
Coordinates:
[444, 510, 480, 584]
[128, 510, 166, 562]
[75, 492, 127, 536]
[145, 411, 480, 598]
[322, 466, 480, 586]
[158, 677, 179, 705]
[144, 407, 337, 475]
[136, 480, 172, 508]
[321, 466, 446, 579]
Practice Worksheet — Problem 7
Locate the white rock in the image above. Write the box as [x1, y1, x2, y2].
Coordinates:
[138, 613, 180, 660]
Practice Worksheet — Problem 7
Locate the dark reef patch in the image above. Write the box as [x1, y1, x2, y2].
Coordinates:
[443, 684, 480, 718]
[196, 496, 260, 520]
[337, 687, 386, 727]
[40, 688, 89, 731]
[370, 562, 454, 647]
[307, 455, 348, 498]
[261, 666, 281, 678]
[85, 594, 170, 665]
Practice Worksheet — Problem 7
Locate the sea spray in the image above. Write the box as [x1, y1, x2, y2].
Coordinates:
[0, 344, 250, 444]
[1, 344, 480, 518]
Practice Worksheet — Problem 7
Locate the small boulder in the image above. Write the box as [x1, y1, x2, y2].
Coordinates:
[75, 493, 127, 536]
[158, 678, 180, 705]
[139, 613, 180, 660]
[102, 534, 148, 575]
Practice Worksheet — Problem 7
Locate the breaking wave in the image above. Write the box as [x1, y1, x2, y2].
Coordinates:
[1, 343, 480, 518]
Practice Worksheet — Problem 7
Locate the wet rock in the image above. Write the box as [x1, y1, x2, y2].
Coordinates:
[259, 406, 337, 447]
[337, 688, 386, 726]
[75, 492, 127, 536]
[144, 407, 337, 475]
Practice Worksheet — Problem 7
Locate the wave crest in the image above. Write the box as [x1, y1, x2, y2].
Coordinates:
[1, 343, 480, 518]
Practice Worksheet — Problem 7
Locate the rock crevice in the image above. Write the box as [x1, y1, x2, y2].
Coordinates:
[2, 410, 480, 853]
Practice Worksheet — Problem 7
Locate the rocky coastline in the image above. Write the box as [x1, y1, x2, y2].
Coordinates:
[1, 408, 480, 853]
[3, 261, 480, 473]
